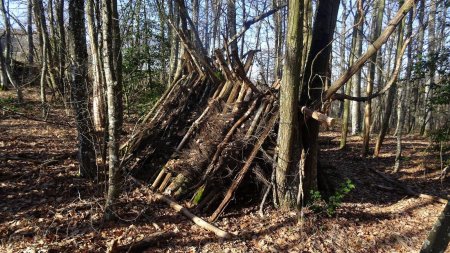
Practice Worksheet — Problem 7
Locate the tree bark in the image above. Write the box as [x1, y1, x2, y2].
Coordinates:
[87, 0, 106, 131]
[27, 0, 34, 64]
[68, 0, 97, 179]
[276, 0, 304, 209]
[340, 2, 361, 149]
[298, 0, 340, 205]
[0, 0, 22, 101]
[350, 1, 364, 135]
[102, 0, 123, 221]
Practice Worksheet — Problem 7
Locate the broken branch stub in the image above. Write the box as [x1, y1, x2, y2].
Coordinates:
[301, 106, 335, 127]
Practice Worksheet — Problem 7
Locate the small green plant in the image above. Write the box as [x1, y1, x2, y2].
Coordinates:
[0, 96, 18, 111]
[309, 178, 355, 217]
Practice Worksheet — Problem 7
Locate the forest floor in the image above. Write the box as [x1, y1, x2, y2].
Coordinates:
[1, 88, 449, 253]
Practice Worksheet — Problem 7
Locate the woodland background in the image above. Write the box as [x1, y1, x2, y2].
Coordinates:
[0, 0, 449, 251]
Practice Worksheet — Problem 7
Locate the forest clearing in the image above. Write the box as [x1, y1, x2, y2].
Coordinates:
[1, 0, 450, 252]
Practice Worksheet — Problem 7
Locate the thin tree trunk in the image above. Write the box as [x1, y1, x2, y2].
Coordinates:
[27, 0, 34, 64]
[55, 0, 66, 99]
[421, 0, 436, 136]
[87, 0, 105, 130]
[362, 0, 385, 156]
[103, 0, 123, 221]
[408, 0, 424, 133]
[340, 3, 361, 149]
[0, 0, 22, 101]
[68, 0, 97, 179]
[227, 0, 238, 62]
[374, 13, 405, 157]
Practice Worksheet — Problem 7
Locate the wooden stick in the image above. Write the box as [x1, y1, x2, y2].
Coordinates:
[209, 113, 279, 222]
[153, 192, 232, 238]
[130, 177, 232, 239]
[301, 106, 336, 127]
[158, 173, 172, 192]
[176, 106, 211, 151]
[151, 169, 166, 190]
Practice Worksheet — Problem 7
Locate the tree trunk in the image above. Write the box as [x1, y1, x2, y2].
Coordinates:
[68, 0, 97, 179]
[227, 0, 238, 62]
[111, 0, 123, 129]
[362, 0, 385, 156]
[55, 0, 67, 100]
[27, 0, 34, 64]
[298, 0, 340, 204]
[374, 11, 405, 157]
[408, 0, 424, 133]
[350, 1, 364, 135]
[394, 10, 413, 172]
[103, 0, 123, 221]
[276, 0, 304, 209]
[87, 0, 106, 131]
[340, 4, 361, 149]
[273, 0, 283, 81]
[0, 0, 22, 102]
[421, 0, 436, 136]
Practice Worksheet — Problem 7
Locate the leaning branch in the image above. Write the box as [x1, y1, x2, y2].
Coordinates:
[331, 37, 411, 102]
[322, 0, 418, 102]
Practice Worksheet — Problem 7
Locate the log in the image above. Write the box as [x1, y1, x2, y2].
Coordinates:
[301, 106, 335, 127]
[209, 113, 279, 222]
[369, 167, 447, 204]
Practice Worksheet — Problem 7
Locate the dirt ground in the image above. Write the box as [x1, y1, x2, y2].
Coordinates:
[1, 88, 449, 252]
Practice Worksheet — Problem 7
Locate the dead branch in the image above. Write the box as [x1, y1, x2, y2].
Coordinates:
[301, 106, 336, 127]
[154, 192, 232, 238]
[202, 98, 261, 181]
[209, 113, 279, 222]
[323, 0, 417, 101]
[331, 37, 411, 102]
